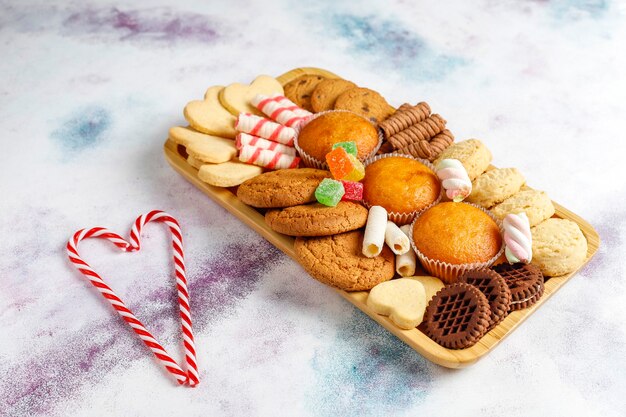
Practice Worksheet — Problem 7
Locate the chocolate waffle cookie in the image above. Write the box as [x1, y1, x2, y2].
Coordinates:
[492, 263, 544, 311]
[423, 283, 491, 349]
[458, 268, 512, 328]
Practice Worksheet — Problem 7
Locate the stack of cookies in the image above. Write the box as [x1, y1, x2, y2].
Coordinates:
[169, 70, 590, 351]
[284, 74, 395, 125]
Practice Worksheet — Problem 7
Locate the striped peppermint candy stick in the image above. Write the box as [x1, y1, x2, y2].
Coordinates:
[66, 210, 199, 387]
[251, 94, 311, 127]
[236, 133, 296, 156]
[235, 113, 296, 146]
[253, 93, 311, 117]
[239, 144, 300, 170]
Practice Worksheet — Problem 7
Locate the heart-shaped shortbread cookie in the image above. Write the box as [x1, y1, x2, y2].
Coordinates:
[184, 86, 237, 138]
[219, 75, 284, 117]
[169, 126, 237, 164]
[409, 275, 445, 303]
[366, 278, 427, 329]
[198, 161, 263, 187]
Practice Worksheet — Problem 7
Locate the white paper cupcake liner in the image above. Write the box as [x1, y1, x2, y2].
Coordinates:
[293, 110, 383, 169]
[409, 202, 505, 284]
[361, 153, 443, 225]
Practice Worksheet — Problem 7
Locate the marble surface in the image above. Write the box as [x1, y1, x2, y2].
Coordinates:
[1, 1, 625, 416]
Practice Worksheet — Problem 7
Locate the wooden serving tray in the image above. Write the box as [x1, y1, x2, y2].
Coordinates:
[163, 67, 600, 368]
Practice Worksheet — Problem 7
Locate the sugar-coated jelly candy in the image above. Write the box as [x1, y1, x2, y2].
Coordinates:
[325, 147, 365, 181]
[340, 180, 363, 201]
[315, 178, 345, 207]
[332, 141, 358, 157]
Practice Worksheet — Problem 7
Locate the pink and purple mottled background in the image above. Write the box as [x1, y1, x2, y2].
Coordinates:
[1, 0, 625, 416]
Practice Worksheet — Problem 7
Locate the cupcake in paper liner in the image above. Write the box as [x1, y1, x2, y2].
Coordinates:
[409, 202, 505, 284]
[361, 153, 443, 225]
[294, 110, 383, 169]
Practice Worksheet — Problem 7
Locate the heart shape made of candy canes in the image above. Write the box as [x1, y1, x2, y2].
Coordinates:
[66, 210, 199, 386]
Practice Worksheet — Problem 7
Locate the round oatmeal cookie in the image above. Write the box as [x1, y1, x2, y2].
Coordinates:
[265, 201, 368, 236]
[237, 168, 331, 208]
[283, 74, 326, 112]
[530, 218, 588, 276]
[294, 230, 395, 291]
[310, 79, 357, 112]
[334, 87, 395, 124]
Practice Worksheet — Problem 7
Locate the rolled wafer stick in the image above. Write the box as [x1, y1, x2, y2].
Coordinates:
[251, 94, 310, 127]
[388, 114, 446, 149]
[396, 225, 417, 277]
[239, 144, 300, 170]
[428, 129, 455, 160]
[362, 206, 388, 258]
[397, 129, 454, 161]
[236, 133, 296, 155]
[384, 221, 410, 255]
[235, 113, 296, 145]
[380, 102, 432, 139]
[398, 140, 433, 160]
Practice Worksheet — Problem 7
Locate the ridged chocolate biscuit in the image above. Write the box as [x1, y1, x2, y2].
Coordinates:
[458, 268, 511, 328]
[491, 263, 544, 311]
[265, 202, 368, 236]
[237, 168, 331, 208]
[424, 283, 491, 349]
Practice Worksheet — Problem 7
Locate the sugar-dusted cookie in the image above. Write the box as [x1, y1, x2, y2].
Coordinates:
[219, 75, 284, 117]
[311, 79, 357, 112]
[265, 201, 367, 236]
[283, 74, 326, 112]
[424, 283, 491, 349]
[237, 168, 331, 208]
[334, 87, 395, 124]
[409, 275, 445, 303]
[183, 86, 237, 138]
[366, 278, 427, 329]
[434, 139, 492, 181]
[491, 189, 555, 227]
[294, 230, 395, 291]
[530, 218, 588, 276]
[467, 167, 526, 208]
[197, 161, 262, 187]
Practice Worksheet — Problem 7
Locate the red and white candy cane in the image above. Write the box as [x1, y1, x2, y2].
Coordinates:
[66, 210, 199, 387]
[239, 144, 300, 170]
[235, 113, 296, 146]
[251, 94, 311, 127]
[236, 133, 296, 156]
